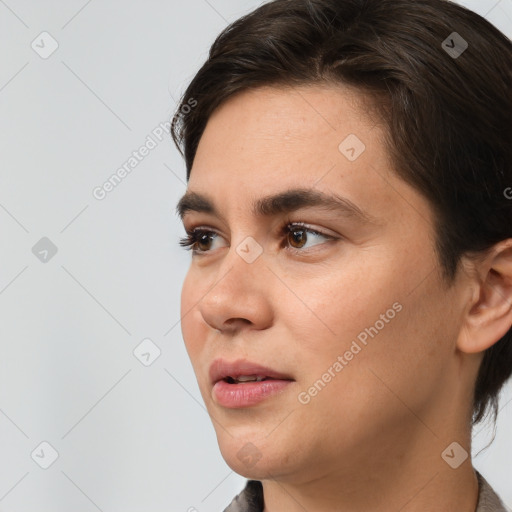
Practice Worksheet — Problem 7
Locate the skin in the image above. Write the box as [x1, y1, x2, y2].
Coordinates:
[178, 84, 512, 512]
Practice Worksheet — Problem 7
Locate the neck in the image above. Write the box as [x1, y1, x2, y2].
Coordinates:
[261, 429, 479, 512]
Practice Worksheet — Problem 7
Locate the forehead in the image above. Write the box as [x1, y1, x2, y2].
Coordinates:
[190, 85, 375, 183]
[186, 84, 434, 232]
[194, 84, 376, 163]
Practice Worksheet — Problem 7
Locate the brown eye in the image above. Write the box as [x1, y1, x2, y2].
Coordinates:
[179, 229, 225, 253]
[197, 233, 214, 251]
[283, 223, 334, 252]
[288, 228, 308, 249]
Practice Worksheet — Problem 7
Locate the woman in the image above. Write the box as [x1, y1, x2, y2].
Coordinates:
[172, 0, 512, 510]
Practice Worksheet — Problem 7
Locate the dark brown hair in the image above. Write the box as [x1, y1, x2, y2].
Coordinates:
[171, 0, 512, 426]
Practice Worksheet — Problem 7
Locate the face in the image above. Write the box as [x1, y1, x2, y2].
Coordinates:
[178, 85, 472, 483]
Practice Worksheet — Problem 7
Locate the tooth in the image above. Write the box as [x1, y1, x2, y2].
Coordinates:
[235, 375, 266, 382]
[236, 375, 258, 382]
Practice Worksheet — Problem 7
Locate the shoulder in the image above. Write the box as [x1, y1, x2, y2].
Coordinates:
[476, 471, 510, 512]
[223, 480, 264, 512]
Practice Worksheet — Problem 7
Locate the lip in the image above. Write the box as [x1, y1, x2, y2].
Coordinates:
[209, 358, 295, 408]
[209, 358, 294, 385]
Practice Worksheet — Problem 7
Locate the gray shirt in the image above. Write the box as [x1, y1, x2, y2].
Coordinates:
[224, 471, 509, 512]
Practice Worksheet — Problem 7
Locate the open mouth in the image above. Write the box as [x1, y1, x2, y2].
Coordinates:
[213, 372, 293, 407]
[209, 358, 294, 385]
[223, 375, 277, 384]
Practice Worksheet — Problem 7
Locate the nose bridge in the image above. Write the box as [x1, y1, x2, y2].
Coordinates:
[199, 235, 271, 331]
[215, 234, 267, 299]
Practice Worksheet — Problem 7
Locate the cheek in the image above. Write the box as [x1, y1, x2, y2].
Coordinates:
[284, 249, 452, 413]
[180, 270, 206, 361]
[281, 253, 401, 356]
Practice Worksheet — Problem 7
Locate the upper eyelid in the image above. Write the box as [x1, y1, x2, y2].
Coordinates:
[183, 222, 334, 238]
[182, 223, 337, 250]
[179, 223, 342, 259]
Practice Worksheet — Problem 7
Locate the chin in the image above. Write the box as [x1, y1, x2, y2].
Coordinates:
[215, 430, 289, 479]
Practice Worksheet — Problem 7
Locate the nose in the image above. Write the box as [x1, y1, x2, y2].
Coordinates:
[197, 242, 274, 335]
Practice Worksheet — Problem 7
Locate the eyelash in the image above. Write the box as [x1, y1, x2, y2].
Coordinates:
[179, 222, 335, 255]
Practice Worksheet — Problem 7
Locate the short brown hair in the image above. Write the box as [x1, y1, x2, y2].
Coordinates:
[171, 0, 512, 426]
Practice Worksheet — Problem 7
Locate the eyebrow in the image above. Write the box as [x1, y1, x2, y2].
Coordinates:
[175, 188, 379, 226]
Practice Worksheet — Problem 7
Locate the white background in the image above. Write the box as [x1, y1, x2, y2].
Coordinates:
[0, 1, 511, 511]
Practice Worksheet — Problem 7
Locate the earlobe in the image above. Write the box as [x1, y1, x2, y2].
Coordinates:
[457, 239, 512, 355]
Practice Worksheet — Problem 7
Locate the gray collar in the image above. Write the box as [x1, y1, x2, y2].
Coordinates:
[475, 471, 510, 512]
[224, 471, 509, 512]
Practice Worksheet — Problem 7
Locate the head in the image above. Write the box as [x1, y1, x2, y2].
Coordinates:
[172, 0, 512, 480]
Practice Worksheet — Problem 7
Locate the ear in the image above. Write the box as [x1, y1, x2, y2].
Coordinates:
[457, 239, 512, 354]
